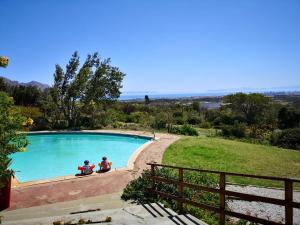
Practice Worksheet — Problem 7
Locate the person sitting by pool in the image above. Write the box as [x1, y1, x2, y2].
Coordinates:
[78, 160, 95, 175]
[98, 156, 112, 173]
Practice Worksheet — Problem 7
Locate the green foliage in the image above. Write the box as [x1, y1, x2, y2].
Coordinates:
[11, 85, 41, 106]
[221, 121, 246, 138]
[151, 112, 168, 129]
[144, 95, 150, 105]
[269, 129, 282, 145]
[171, 124, 199, 136]
[272, 128, 300, 150]
[200, 121, 211, 128]
[17, 106, 43, 119]
[121, 167, 220, 224]
[278, 106, 300, 129]
[0, 78, 42, 106]
[223, 93, 270, 125]
[16, 106, 45, 130]
[0, 77, 8, 92]
[186, 114, 201, 125]
[49, 52, 125, 128]
[0, 92, 27, 187]
[191, 101, 200, 112]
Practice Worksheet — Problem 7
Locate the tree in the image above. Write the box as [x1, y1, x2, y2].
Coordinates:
[144, 95, 150, 105]
[0, 78, 8, 92]
[278, 106, 300, 129]
[51, 52, 125, 128]
[192, 101, 200, 112]
[223, 93, 271, 125]
[0, 92, 27, 187]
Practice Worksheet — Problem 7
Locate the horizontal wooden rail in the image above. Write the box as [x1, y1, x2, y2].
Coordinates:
[147, 163, 300, 225]
[150, 176, 298, 208]
[147, 163, 300, 183]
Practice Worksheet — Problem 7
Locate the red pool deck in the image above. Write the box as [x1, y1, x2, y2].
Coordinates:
[9, 131, 179, 210]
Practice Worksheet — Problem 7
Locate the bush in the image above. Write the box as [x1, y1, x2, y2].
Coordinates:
[31, 118, 50, 130]
[53, 120, 69, 129]
[272, 128, 300, 150]
[221, 121, 246, 138]
[151, 113, 167, 129]
[174, 117, 185, 125]
[112, 121, 126, 129]
[200, 121, 211, 129]
[270, 129, 282, 145]
[121, 167, 220, 224]
[187, 115, 201, 125]
[171, 124, 198, 136]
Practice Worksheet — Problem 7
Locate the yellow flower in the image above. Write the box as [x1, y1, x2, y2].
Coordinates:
[0, 56, 9, 67]
[20, 147, 26, 152]
[26, 117, 34, 126]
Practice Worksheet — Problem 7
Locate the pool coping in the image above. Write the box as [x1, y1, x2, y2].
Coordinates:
[12, 130, 156, 188]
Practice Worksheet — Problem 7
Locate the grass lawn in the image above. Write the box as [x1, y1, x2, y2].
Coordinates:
[163, 136, 300, 187]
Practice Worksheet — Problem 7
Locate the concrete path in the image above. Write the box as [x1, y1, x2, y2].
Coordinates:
[1, 192, 130, 222]
[7, 131, 179, 210]
[2, 202, 207, 225]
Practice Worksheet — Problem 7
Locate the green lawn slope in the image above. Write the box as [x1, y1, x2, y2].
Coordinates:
[163, 136, 300, 187]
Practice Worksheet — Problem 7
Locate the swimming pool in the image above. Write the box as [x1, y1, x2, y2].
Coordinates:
[10, 133, 151, 182]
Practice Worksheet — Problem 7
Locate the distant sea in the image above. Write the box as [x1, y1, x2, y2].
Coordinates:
[120, 88, 300, 100]
[119, 92, 224, 100]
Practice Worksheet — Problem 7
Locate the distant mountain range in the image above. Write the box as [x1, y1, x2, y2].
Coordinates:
[0, 76, 50, 91]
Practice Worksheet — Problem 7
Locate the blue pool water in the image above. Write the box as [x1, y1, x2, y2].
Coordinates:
[10, 133, 150, 182]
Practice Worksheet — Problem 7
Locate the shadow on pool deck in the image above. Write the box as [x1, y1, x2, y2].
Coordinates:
[8, 131, 179, 210]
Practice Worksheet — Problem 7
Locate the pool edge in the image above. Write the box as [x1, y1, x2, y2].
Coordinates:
[12, 130, 155, 187]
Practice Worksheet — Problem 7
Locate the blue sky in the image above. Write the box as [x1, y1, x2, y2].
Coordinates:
[1, 0, 300, 93]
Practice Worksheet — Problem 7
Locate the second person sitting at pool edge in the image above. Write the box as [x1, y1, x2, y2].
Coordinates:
[98, 156, 112, 173]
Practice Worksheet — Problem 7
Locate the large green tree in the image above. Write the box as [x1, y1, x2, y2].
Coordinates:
[51, 52, 125, 128]
[278, 106, 300, 129]
[223, 93, 271, 125]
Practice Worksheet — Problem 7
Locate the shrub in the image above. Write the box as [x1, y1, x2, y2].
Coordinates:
[187, 115, 201, 125]
[272, 128, 300, 150]
[200, 121, 211, 129]
[112, 121, 126, 129]
[171, 124, 198, 136]
[221, 121, 246, 138]
[151, 113, 167, 129]
[121, 167, 220, 224]
[174, 117, 185, 125]
[270, 129, 282, 145]
[278, 106, 300, 129]
[31, 118, 50, 130]
[53, 120, 69, 129]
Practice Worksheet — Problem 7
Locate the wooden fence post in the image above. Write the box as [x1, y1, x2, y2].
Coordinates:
[285, 180, 293, 225]
[178, 168, 184, 213]
[151, 164, 155, 193]
[219, 172, 226, 225]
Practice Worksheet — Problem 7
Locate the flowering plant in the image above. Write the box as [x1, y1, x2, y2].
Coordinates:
[0, 56, 9, 68]
[26, 117, 34, 127]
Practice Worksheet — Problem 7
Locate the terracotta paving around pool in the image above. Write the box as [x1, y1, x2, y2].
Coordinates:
[9, 130, 179, 210]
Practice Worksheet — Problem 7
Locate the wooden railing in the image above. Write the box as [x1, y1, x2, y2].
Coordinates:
[147, 163, 300, 225]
